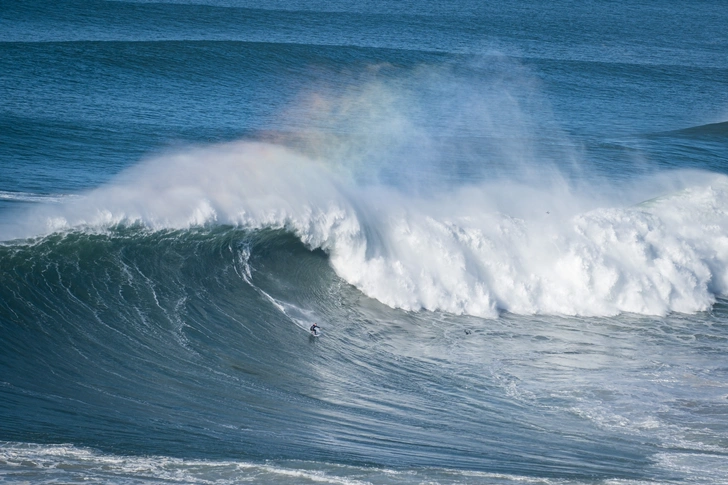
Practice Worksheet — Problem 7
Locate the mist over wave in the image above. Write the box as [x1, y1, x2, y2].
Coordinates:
[6, 64, 728, 319]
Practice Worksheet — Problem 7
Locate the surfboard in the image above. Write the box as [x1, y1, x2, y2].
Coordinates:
[310, 329, 320, 337]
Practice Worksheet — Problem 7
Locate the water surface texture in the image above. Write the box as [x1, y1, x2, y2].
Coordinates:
[2, 1, 728, 483]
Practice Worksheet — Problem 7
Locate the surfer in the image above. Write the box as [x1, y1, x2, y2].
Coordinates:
[310, 323, 320, 334]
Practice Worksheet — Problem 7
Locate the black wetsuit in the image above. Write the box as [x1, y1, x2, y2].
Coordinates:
[310, 325, 319, 334]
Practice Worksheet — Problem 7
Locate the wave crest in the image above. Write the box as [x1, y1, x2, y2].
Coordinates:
[8, 139, 728, 318]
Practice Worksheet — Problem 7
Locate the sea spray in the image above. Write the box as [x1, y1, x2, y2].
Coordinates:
[280, 58, 578, 190]
[5, 59, 727, 318]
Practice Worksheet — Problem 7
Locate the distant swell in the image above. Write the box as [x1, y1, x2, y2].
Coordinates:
[672, 121, 728, 137]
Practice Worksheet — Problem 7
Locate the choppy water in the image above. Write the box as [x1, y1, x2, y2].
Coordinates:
[2, 1, 728, 483]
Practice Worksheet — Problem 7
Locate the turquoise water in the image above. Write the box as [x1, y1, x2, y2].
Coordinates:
[2, 1, 728, 483]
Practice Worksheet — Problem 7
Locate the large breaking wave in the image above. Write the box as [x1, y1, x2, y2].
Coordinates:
[5, 137, 728, 318]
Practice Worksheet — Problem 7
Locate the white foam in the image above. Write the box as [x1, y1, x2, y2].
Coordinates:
[3, 441, 678, 484]
[0, 442, 372, 485]
[327, 173, 728, 318]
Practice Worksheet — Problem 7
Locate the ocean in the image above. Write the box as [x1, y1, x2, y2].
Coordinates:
[1, 0, 728, 483]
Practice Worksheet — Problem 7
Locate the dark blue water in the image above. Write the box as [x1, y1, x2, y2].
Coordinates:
[2, 1, 728, 483]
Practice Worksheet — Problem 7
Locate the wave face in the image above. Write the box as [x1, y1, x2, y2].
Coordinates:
[2, 213, 728, 483]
